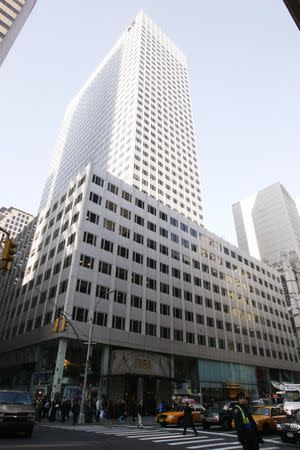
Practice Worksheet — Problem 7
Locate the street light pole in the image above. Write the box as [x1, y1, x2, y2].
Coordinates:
[78, 289, 114, 424]
[78, 315, 94, 424]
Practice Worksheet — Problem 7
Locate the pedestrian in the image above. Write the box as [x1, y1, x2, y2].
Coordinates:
[137, 401, 144, 429]
[158, 400, 165, 413]
[34, 397, 43, 422]
[60, 399, 68, 423]
[233, 393, 264, 450]
[105, 399, 114, 429]
[182, 402, 198, 436]
[42, 396, 51, 419]
[95, 398, 101, 422]
[49, 399, 60, 422]
[71, 397, 80, 425]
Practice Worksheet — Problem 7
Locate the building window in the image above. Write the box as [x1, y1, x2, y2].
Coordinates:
[114, 290, 127, 304]
[131, 295, 142, 308]
[133, 251, 143, 264]
[107, 182, 119, 195]
[134, 214, 144, 226]
[94, 312, 107, 326]
[79, 254, 94, 269]
[92, 174, 104, 187]
[174, 329, 183, 341]
[146, 299, 156, 312]
[130, 320, 142, 334]
[186, 332, 195, 344]
[112, 316, 125, 330]
[122, 190, 132, 202]
[98, 261, 112, 275]
[133, 232, 144, 244]
[160, 326, 171, 339]
[146, 323, 156, 336]
[116, 267, 128, 280]
[63, 254, 72, 269]
[103, 218, 115, 232]
[59, 279, 68, 294]
[89, 192, 101, 205]
[86, 210, 99, 224]
[135, 198, 144, 209]
[160, 304, 170, 316]
[83, 231, 97, 246]
[67, 233, 76, 246]
[76, 279, 91, 294]
[132, 272, 143, 285]
[105, 200, 117, 213]
[101, 239, 114, 253]
[120, 207, 131, 220]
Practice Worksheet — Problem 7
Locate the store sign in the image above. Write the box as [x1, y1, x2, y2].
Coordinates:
[110, 350, 169, 377]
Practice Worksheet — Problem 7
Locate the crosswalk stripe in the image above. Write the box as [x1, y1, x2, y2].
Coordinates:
[134, 433, 185, 439]
[139, 434, 188, 440]
[153, 435, 208, 442]
[100, 430, 171, 436]
[196, 447, 242, 450]
[169, 438, 224, 446]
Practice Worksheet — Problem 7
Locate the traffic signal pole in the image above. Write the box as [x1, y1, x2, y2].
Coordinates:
[0, 227, 17, 272]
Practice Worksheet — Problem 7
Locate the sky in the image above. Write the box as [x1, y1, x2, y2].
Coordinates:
[0, 0, 299, 245]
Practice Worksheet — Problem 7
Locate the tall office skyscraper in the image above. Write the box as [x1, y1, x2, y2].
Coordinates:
[233, 182, 300, 264]
[0, 0, 37, 66]
[41, 11, 203, 225]
[1, 11, 299, 404]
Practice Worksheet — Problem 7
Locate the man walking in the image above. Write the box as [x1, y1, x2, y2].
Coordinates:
[137, 401, 144, 429]
[183, 402, 198, 436]
[233, 393, 263, 450]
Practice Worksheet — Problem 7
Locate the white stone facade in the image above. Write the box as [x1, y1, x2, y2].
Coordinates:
[1, 166, 298, 373]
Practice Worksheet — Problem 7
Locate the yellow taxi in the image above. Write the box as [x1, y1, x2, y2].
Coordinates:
[156, 404, 205, 427]
[251, 406, 287, 434]
[232, 405, 287, 434]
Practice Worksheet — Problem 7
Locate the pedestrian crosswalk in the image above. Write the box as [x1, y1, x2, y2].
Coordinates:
[45, 424, 284, 450]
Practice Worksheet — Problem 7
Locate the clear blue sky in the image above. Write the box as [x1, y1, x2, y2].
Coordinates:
[0, 0, 299, 244]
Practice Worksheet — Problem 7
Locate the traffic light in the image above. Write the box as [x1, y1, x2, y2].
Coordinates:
[60, 318, 69, 332]
[64, 359, 71, 368]
[1, 238, 17, 271]
[52, 318, 60, 333]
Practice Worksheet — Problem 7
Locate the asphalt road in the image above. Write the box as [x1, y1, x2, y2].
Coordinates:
[0, 422, 298, 450]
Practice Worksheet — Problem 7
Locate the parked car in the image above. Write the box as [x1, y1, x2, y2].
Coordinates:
[156, 403, 205, 427]
[276, 408, 300, 444]
[231, 405, 286, 434]
[201, 400, 237, 431]
[0, 390, 36, 437]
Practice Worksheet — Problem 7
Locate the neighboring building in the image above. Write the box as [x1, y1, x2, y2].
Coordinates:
[40, 11, 203, 226]
[0, 13, 299, 405]
[283, 0, 300, 30]
[0, 166, 299, 403]
[233, 182, 300, 265]
[0, 0, 37, 66]
[0, 206, 33, 242]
